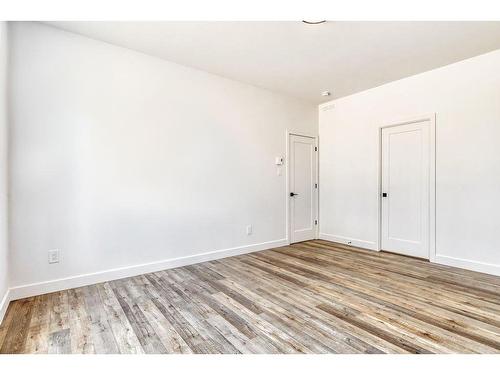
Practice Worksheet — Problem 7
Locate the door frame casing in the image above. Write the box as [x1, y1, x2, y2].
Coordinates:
[285, 130, 319, 245]
[376, 114, 436, 261]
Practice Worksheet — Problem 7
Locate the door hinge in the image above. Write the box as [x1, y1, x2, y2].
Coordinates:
[314, 220, 318, 225]
[314, 146, 318, 151]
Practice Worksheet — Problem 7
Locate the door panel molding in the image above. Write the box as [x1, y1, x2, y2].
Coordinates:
[286, 130, 319, 244]
[377, 114, 436, 261]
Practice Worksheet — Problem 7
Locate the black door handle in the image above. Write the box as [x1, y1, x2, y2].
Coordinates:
[382, 192, 387, 197]
[290, 192, 299, 197]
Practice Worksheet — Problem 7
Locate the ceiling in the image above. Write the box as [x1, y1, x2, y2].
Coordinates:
[44, 21, 500, 103]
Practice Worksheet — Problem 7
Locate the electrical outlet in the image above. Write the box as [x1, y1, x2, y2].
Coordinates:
[246, 225, 252, 235]
[48, 249, 60, 264]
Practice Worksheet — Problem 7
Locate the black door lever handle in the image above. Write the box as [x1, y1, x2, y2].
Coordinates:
[290, 192, 299, 197]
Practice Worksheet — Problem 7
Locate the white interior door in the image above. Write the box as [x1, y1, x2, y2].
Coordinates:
[289, 134, 317, 243]
[381, 120, 431, 258]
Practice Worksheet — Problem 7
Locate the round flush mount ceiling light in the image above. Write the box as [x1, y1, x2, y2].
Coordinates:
[302, 20, 326, 25]
[321, 91, 331, 97]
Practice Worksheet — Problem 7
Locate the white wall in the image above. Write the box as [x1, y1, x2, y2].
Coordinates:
[319, 49, 500, 275]
[0, 22, 10, 320]
[8, 22, 316, 296]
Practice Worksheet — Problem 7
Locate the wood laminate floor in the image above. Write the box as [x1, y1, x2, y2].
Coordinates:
[1, 240, 500, 354]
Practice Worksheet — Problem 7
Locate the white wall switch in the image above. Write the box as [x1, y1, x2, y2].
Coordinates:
[48, 249, 60, 264]
[246, 225, 252, 235]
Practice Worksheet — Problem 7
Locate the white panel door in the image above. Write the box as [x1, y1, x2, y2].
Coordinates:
[381, 120, 430, 258]
[289, 134, 317, 243]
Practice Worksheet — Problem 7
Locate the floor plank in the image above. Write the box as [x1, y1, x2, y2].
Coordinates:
[1, 240, 500, 354]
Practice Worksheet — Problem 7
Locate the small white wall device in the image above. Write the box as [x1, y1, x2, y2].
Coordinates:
[275, 156, 284, 165]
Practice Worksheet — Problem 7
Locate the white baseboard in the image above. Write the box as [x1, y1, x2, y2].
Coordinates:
[319, 234, 500, 276]
[434, 254, 500, 277]
[0, 288, 10, 326]
[9, 238, 288, 301]
[319, 233, 378, 251]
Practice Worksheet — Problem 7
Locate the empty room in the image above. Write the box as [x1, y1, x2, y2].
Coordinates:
[1, 3, 500, 369]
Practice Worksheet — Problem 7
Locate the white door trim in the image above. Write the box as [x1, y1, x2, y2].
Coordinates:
[376, 114, 436, 261]
[285, 130, 319, 244]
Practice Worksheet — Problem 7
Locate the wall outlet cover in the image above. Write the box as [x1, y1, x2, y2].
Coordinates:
[48, 249, 60, 264]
